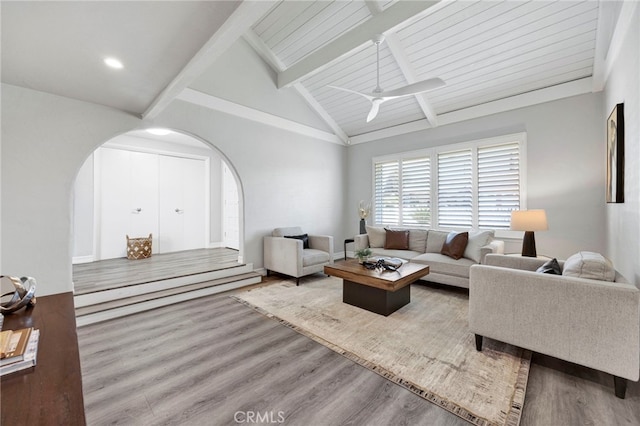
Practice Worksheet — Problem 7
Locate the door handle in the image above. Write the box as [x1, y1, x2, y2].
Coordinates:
[175, 208, 184, 214]
[132, 208, 142, 214]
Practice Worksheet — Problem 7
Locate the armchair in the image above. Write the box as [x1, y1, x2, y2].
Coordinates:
[264, 227, 334, 285]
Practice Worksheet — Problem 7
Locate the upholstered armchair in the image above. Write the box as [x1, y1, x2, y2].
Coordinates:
[264, 227, 334, 285]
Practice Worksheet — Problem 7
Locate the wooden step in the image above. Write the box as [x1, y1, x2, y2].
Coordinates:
[75, 272, 262, 327]
[74, 263, 255, 308]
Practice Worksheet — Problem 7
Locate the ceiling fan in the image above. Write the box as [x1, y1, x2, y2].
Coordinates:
[328, 34, 445, 123]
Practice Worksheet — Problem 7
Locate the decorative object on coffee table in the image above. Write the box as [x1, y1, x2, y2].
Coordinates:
[510, 210, 547, 257]
[606, 102, 624, 203]
[354, 248, 372, 264]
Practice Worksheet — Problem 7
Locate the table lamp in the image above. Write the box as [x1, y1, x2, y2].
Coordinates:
[510, 210, 548, 257]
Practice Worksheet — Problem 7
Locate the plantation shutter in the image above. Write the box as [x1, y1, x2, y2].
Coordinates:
[401, 157, 430, 227]
[374, 160, 400, 225]
[478, 143, 520, 229]
[438, 149, 472, 227]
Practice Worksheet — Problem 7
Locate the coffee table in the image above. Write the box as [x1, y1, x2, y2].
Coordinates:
[324, 260, 430, 316]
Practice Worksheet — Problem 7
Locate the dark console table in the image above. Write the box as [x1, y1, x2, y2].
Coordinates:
[1, 292, 86, 425]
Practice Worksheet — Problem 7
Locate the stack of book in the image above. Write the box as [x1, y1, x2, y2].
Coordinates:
[0, 327, 40, 376]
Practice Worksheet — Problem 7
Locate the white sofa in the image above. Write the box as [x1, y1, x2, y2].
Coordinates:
[354, 227, 504, 288]
[264, 227, 334, 285]
[469, 253, 640, 398]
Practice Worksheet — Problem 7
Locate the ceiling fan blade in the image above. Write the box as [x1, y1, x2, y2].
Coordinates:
[366, 99, 384, 123]
[380, 78, 446, 98]
[327, 85, 374, 101]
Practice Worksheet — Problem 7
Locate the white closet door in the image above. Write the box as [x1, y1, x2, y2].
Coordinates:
[97, 148, 159, 259]
[158, 155, 206, 253]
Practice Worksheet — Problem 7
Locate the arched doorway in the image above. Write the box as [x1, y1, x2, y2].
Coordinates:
[72, 128, 245, 264]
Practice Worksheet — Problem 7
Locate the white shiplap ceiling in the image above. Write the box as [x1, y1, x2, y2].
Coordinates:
[1, 0, 627, 144]
[249, 0, 604, 140]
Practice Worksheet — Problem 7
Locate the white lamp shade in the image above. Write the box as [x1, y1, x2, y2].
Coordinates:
[510, 210, 548, 231]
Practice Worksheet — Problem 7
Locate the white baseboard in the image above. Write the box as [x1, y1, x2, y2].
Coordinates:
[207, 241, 224, 248]
[72, 255, 95, 264]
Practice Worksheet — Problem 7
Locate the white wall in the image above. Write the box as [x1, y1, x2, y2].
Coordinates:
[155, 100, 347, 271]
[1, 81, 346, 296]
[347, 92, 605, 260]
[1, 83, 141, 295]
[72, 158, 94, 259]
[190, 37, 333, 133]
[604, 6, 640, 285]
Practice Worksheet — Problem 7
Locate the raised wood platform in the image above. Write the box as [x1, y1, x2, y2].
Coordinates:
[73, 248, 262, 326]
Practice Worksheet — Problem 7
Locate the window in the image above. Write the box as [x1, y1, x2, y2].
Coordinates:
[374, 156, 431, 227]
[477, 143, 521, 228]
[372, 134, 524, 231]
[437, 150, 472, 228]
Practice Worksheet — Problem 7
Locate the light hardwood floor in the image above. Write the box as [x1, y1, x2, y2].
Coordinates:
[78, 275, 640, 425]
[73, 248, 241, 295]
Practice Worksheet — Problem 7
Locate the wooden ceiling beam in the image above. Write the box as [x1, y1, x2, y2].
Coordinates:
[143, 1, 277, 120]
[385, 32, 439, 128]
[277, 0, 440, 89]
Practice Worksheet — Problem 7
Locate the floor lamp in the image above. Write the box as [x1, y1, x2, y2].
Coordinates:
[510, 210, 548, 257]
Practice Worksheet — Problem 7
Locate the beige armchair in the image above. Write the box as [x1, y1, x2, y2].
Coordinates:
[264, 227, 334, 285]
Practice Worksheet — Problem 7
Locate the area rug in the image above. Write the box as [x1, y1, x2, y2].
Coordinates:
[232, 276, 530, 426]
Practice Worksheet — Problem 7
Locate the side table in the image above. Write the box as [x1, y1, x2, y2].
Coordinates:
[344, 238, 355, 261]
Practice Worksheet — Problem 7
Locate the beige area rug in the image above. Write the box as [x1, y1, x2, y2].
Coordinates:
[232, 276, 530, 426]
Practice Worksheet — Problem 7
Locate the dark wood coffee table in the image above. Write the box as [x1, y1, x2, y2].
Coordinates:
[324, 260, 430, 316]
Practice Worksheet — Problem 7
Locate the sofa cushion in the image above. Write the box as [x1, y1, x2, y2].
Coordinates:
[384, 229, 410, 250]
[463, 230, 494, 263]
[273, 226, 303, 237]
[366, 225, 386, 248]
[369, 248, 422, 260]
[426, 230, 449, 253]
[412, 253, 475, 278]
[563, 251, 615, 282]
[536, 258, 562, 275]
[285, 234, 309, 249]
[302, 249, 330, 267]
[441, 231, 469, 260]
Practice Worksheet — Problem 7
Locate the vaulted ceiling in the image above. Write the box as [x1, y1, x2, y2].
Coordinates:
[1, 1, 626, 145]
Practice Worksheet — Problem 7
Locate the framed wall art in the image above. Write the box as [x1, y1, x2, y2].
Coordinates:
[606, 103, 624, 203]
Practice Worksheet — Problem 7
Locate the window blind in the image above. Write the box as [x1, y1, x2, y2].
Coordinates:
[401, 157, 431, 227]
[437, 150, 472, 228]
[478, 143, 520, 229]
[374, 160, 399, 225]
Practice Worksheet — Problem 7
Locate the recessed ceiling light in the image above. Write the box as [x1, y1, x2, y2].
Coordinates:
[146, 128, 172, 136]
[104, 57, 123, 69]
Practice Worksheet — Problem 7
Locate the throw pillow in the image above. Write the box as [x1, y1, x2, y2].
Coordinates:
[463, 230, 494, 263]
[441, 231, 469, 260]
[284, 234, 309, 249]
[562, 251, 615, 282]
[425, 230, 449, 253]
[384, 229, 410, 250]
[536, 258, 562, 275]
[365, 225, 386, 248]
[407, 229, 428, 253]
